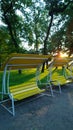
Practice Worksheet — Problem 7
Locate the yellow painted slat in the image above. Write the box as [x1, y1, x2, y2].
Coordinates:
[10, 84, 37, 93]
[10, 86, 38, 94]
[1, 53, 51, 70]
[10, 83, 45, 101]
[53, 58, 68, 66]
[13, 88, 45, 100]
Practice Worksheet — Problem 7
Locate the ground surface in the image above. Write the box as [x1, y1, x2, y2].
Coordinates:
[0, 83, 73, 130]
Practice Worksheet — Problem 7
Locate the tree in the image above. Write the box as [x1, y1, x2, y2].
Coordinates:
[43, 0, 71, 55]
[0, 0, 73, 61]
[50, 0, 73, 56]
[20, 0, 48, 54]
[0, 26, 9, 67]
[1, 0, 24, 52]
[64, 1, 73, 56]
[41, 0, 71, 72]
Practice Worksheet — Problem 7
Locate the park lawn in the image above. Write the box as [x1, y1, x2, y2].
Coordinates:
[0, 67, 72, 99]
[0, 69, 48, 91]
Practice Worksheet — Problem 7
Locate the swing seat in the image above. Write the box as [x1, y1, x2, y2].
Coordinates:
[9, 83, 45, 100]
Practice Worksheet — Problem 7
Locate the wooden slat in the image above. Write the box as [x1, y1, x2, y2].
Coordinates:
[10, 84, 37, 93]
[1, 53, 51, 70]
[11, 87, 45, 100]
[9, 83, 45, 100]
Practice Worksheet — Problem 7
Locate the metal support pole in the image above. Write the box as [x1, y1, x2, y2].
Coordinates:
[2, 65, 7, 100]
[7, 69, 11, 94]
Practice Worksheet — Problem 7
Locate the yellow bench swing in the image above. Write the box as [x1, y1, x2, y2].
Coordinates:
[65, 57, 73, 81]
[46, 57, 69, 94]
[0, 54, 51, 116]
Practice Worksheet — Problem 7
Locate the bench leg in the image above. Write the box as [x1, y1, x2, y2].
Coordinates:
[58, 82, 61, 94]
[0, 93, 15, 116]
[46, 80, 62, 95]
[46, 82, 54, 96]
[10, 94, 15, 116]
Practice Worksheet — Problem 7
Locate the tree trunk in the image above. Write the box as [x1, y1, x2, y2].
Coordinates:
[42, 15, 53, 72]
[2, 1, 20, 53]
[4, 13, 19, 52]
[18, 69, 22, 74]
[43, 14, 53, 55]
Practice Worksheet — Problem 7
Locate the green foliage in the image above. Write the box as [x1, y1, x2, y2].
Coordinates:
[0, 0, 73, 63]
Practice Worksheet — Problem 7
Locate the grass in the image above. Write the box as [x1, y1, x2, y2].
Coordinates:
[0, 67, 73, 99]
[0, 68, 48, 90]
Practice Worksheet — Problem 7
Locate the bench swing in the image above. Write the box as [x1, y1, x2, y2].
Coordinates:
[46, 57, 70, 94]
[0, 54, 51, 116]
[64, 57, 73, 82]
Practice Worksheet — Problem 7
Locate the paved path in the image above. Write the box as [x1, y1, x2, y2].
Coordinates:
[0, 83, 73, 130]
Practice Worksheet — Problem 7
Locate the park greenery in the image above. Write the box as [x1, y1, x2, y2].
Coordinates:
[0, 0, 73, 65]
[0, 67, 70, 92]
[0, 66, 72, 98]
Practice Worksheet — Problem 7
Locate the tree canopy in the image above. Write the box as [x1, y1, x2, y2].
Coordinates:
[0, 0, 73, 65]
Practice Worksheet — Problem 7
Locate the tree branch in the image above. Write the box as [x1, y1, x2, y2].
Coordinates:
[49, 2, 71, 16]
